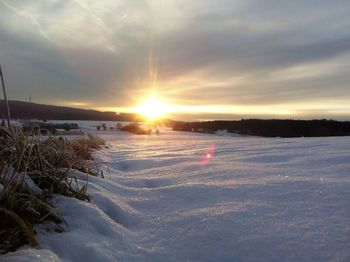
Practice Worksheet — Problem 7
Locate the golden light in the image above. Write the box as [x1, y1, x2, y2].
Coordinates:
[135, 97, 169, 120]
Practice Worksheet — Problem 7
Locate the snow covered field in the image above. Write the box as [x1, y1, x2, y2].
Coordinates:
[4, 122, 350, 261]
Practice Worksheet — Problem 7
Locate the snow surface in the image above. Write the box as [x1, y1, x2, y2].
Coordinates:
[3, 122, 350, 262]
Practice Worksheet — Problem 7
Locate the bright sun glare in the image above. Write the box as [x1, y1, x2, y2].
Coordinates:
[135, 97, 168, 120]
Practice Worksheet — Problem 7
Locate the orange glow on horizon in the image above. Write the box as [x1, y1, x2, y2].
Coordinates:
[96, 100, 350, 120]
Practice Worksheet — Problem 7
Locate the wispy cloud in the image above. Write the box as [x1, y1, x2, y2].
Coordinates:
[1, 1, 52, 42]
[0, 0, 349, 119]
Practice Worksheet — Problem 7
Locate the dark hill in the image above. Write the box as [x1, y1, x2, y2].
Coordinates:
[0, 100, 136, 121]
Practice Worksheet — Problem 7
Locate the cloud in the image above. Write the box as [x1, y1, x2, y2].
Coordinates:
[0, 0, 349, 119]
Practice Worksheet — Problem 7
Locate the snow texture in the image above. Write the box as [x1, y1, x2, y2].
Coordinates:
[3, 122, 350, 262]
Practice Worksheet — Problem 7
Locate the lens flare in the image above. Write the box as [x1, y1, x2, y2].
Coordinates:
[200, 144, 216, 166]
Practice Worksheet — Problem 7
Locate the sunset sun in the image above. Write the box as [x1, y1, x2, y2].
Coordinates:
[135, 97, 169, 120]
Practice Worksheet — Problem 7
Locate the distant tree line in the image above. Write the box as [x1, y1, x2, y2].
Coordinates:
[171, 119, 350, 137]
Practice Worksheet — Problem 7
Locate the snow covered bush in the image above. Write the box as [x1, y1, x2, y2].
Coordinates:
[120, 123, 151, 135]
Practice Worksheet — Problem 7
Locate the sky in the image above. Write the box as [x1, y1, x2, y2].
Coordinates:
[0, 0, 349, 120]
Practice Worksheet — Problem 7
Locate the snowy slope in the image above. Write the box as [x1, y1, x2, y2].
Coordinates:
[3, 124, 350, 262]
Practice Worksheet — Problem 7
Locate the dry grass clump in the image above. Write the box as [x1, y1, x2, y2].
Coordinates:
[0, 165, 63, 253]
[0, 127, 105, 254]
